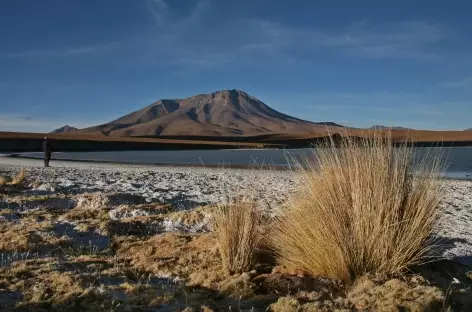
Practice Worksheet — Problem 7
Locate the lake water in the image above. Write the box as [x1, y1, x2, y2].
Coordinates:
[19, 147, 472, 180]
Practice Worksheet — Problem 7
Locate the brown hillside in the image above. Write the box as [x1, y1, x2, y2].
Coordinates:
[79, 89, 343, 137]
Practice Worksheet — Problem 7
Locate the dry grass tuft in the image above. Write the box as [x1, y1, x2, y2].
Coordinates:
[10, 169, 27, 185]
[272, 132, 445, 284]
[0, 169, 26, 187]
[1, 169, 27, 187]
[213, 202, 263, 275]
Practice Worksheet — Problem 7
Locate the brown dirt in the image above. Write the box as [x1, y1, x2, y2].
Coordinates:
[114, 232, 223, 288]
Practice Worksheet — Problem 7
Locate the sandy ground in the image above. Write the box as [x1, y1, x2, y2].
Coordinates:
[1, 156, 471, 264]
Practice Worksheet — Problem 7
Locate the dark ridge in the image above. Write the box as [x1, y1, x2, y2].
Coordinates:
[314, 122, 345, 127]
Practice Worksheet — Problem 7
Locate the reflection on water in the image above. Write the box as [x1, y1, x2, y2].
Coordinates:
[19, 147, 472, 180]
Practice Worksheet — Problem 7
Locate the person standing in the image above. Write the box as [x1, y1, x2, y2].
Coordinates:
[43, 137, 52, 167]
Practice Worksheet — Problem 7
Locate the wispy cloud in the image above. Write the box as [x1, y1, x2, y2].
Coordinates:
[147, 0, 171, 29]
[0, 42, 117, 59]
[238, 20, 447, 61]
[139, 1, 450, 70]
[334, 21, 446, 60]
[147, 0, 210, 30]
[0, 0, 452, 67]
[438, 75, 472, 89]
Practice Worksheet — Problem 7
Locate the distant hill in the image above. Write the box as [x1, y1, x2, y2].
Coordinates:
[51, 125, 78, 133]
[314, 122, 344, 127]
[465, 128, 472, 131]
[77, 89, 344, 137]
[370, 125, 412, 130]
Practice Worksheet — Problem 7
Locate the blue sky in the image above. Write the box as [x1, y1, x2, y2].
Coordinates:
[1, 0, 471, 132]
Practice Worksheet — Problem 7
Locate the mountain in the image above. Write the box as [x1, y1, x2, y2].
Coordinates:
[314, 122, 344, 127]
[465, 128, 472, 131]
[51, 125, 78, 133]
[79, 89, 343, 137]
[370, 125, 412, 130]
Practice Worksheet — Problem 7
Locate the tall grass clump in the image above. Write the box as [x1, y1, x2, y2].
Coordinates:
[213, 202, 263, 275]
[272, 133, 445, 284]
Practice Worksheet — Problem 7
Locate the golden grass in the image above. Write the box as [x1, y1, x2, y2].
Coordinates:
[0, 175, 7, 185]
[272, 133, 445, 284]
[212, 202, 263, 275]
[10, 169, 26, 185]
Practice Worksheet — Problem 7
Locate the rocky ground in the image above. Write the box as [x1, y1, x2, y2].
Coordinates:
[0, 157, 471, 311]
[0, 157, 297, 212]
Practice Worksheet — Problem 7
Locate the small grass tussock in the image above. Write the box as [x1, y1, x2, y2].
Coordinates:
[212, 202, 263, 275]
[10, 169, 27, 185]
[272, 132, 445, 284]
[0, 169, 27, 186]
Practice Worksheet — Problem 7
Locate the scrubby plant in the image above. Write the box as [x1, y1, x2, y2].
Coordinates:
[272, 133, 444, 284]
[213, 202, 263, 275]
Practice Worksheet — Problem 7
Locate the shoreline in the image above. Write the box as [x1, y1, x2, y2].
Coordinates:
[2, 154, 472, 181]
[3, 154, 291, 171]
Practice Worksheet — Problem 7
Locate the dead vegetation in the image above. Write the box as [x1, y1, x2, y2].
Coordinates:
[272, 134, 445, 284]
[212, 202, 263, 275]
[269, 275, 446, 312]
[10, 169, 26, 186]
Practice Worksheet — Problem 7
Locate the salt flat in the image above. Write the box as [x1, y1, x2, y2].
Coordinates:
[1, 155, 471, 264]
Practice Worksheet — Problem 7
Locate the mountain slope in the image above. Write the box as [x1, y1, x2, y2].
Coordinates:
[80, 90, 343, 137]
[51, 125, 78, 133]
